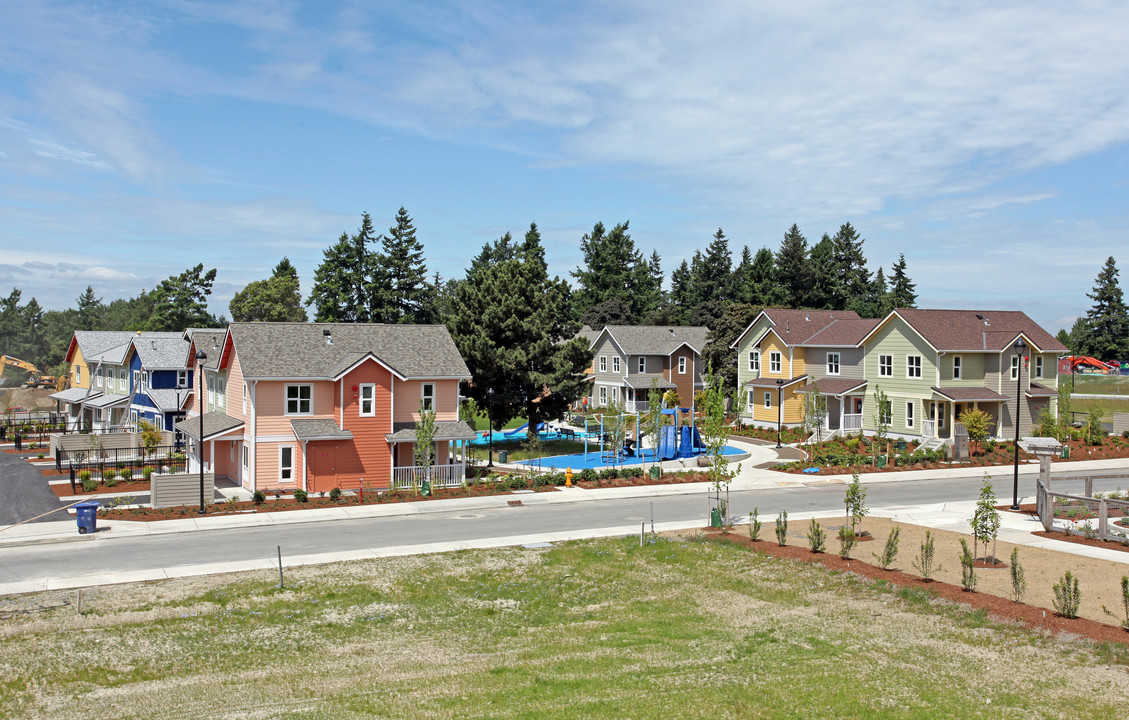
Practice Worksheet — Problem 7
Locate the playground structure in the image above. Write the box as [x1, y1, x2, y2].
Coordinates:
[580, 407, 704, 464]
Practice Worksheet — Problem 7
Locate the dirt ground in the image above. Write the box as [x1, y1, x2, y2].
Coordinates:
[758, 514, 1129, 631]
[0, 387, 56, 411]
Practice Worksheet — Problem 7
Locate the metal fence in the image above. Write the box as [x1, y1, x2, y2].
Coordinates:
[60, 442, 187, 475]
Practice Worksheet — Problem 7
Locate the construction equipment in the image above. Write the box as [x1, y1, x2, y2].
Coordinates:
[0, 356, 58, 389]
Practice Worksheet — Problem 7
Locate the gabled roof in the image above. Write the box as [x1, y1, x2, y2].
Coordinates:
[175, 412, 245, 441]
[386, 420, 478, 442]
[129, 334, 190, 369]
[291, 419, 354, 442]
[187, 329, 230, 370]
[593, 325, 710, 356]
[868, 309, 1067, 354]
[731, 309, 865, 349]
[69, 331, 138, 363]
[228, 323, 471, 380]
[795, 378, 868, 396]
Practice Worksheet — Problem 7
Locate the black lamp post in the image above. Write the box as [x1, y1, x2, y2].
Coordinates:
[486, 387, 495, 468]
[776, 378, 785, 448]
[1010, 338, 1027, 511]
[196, 349, 207, 515]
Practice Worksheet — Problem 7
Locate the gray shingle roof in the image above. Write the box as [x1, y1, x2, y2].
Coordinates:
[83, 393, 130, 409]
[598, 325, 710, 355]
[188, 329, 229, 370]
[228, 323, 470, 380]
[175, 412, 245, 440]
[145, 388, 190, 412]
[795, 378, 868, 396]
[894, 309, 1067, 353]
[131, 334, 189, 369]
[73, 331, 137, 361]
[290, 419, 354, 441]
[930, 386, 1008, 402]
[51, 387, 97, 403]
[622, 373, 676, 390]
[386, 420, 478, 442]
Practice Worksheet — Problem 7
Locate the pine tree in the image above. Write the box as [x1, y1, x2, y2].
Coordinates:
[830, 222, 871, 309]
[449, 224, 591, 439]
[378, 206, 430, 323]
[774, 224, 815, 308]
[808, 233, 836, 309]
[750, 247, 778, 305]
[229, 257, 308, 323]
[76, 286, 103, 330]
[731, 246, 757, 305]
[1081, 256, 1129, 360]
[308, 213, 381, 322]
[147, 264, 220, 331]
[887, 254, 917, 310]
[668, 259, 696, 324]
[701, 303, 764, 392]
[572, 221, 652, 322]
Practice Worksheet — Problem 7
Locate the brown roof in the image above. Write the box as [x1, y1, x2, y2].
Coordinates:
[760, 309, 863, 345]
[795, 378, 868, 396]
[799, 317, 881, 347]
[745, 375, 808, 389]
[893, 309, 1067, 353]
[1026, 382, 1058, 398]
[930, 386, 1008, 402]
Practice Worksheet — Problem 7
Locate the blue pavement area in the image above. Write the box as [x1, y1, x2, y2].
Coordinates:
[520, 445, 746, 470]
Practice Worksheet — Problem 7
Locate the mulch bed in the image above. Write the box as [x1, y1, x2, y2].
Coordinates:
[50, 479, 152, 498]
[1003, 503, 1129, 554]
[716, 530, 1129, 646]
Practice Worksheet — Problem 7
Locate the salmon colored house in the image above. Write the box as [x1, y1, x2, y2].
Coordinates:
[176, 323, 475, 495]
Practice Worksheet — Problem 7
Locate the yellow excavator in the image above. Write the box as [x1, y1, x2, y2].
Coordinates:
[0, 355, 60, 389]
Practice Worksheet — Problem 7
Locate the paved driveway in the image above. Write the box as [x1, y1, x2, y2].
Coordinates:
[0, 450, 68, 525]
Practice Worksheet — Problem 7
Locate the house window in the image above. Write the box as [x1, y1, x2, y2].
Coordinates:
[95, 370, 102, 388]
[906, 401, 915, 429]
[930, 402, 945, 429]
[638, 357, 646, 373]
[74, 366, 81, 384]
[746, 390, 755, 412]
[359, 384, 375, 416]
[1010, 355, 1020, 380]
[421, 383, 435, 410]
[678, 356, 687, 374]
[749, 351, 760, 372]
[177, 370, 188, 388]
[879, 354, 892, 377]
[599, 356, 607, 373]
[1035, 356, 1043, 378]
[243, 384, 248, 415]
[216, 375, 226, 409]
[826, 353, 840, 376]
[612, 356, 621, 374]
[140, 371, 149, 392]
[769, 352, 782, 374]
[906, 355, 922, 378]
[242, 444, 248, 469]
[764, 392, 772, 409]
[207, 374, 215, 408]
[952, 356, 962, 380]
[119, 369, 128, 392]
[286, 384, 312, 415]
[599, 386, 607, 405]
[279, 446, 294, 483]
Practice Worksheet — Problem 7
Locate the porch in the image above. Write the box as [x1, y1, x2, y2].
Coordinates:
[391, 462, 467, 490]
[622, 374, 675, 414]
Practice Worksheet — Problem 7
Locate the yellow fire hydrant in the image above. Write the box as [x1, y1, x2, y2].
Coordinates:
[565, 467, 573, 487]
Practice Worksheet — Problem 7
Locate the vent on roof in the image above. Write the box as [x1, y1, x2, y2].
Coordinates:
[323, 328, 333, 346]
[786, 321, 790, 332]
[151, 340, 156, 350]
[669, 328, 676, 337]
[805, 314, 810, 321]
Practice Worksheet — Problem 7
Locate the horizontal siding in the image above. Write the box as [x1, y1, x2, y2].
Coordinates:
[734, 318, 773, 390]
[151, 473, 215, 509]
[591, 336, 625, 382]
[806, 347, 864, 381]
[393, 378, 460, 423]
[337, 360, 394, 490]
[862, 317, 935, 397]
[255, 380, 336, 435]
[939, 353, 985, 385]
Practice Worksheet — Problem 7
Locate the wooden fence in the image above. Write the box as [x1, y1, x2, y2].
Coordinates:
[1035, 474, 1129, 542]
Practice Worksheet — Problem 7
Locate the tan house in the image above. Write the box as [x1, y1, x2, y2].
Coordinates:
[587, 325, 710, 412]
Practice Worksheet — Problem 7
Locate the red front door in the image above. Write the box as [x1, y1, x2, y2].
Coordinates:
[312, 445, 336, 491]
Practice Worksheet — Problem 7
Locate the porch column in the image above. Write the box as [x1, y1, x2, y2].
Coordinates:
[839, 397, 845, 431]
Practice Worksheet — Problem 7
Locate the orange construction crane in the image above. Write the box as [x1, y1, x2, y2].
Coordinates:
[0, 355, 59, 389]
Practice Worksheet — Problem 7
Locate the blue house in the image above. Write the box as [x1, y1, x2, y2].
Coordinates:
[125, 333, 193, 431]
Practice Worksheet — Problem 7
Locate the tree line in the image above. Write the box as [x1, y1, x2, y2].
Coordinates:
[1057, 256, 1129, 362]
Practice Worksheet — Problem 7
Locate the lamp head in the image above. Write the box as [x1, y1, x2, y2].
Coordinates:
[1014, 337, 1027, 353]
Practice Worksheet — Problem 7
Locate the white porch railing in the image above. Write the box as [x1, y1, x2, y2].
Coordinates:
[391, 463, 466, 490]
[843, 413, 862, 431]
[625, 400, 650, 414]
[922, 419, 936, 438]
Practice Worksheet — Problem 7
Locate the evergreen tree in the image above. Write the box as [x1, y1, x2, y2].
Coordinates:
[808, 233, 836, 309]
[449, 224, 591, 439]
[147, 264, 220, 331]
[378, 206, 430, 323]
[774, 224, 815, 308]
[308, 213, 379, 322]
[632, 250, 665, 322]
[1068, 316, 1088, 357]
[75, 286, 103, 330]
[886, 254, 917, 310]
[829, 222, 870, 309]
[229, 257, 309, 323]
[731, 245, 757, 305]
[1081, 256, 1129, 360]
[701, 303, 764, 393]
[667, 259, 696, 324]
[572, 221, 653, 322]
[750, 247, 778, 305]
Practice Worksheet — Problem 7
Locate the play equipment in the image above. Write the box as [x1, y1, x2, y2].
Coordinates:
[657, 407, 702, 460]
[505, 421, 547, 436]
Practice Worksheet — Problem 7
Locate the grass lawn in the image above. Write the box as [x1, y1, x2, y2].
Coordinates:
[468, 412, 528, 431]
[1070, 396, 1129, 415]
[2, 537, 1128, 718]
[1070, 374, 1129, 395]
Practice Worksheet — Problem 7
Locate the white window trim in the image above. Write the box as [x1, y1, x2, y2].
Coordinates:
[678, 356, 687, 374]
[746, 390, 755, 412]
[763, 392, 771, 409]
[177, 370, 188, 388]
[1034, 356, 1043, 379]
[599, 355, 607, 373]
[826, 352, 840, 376]
[612, 356, 621, 374]
[599, 386, 607, 405]
[638, 357, 646, 374]
[879, 354, 892, 377]
[421, 383, 435, 410]
[359, 383, 376, 417]
[769, 352, 782, 374]
[879, 405, 892, 425]
[749, 350, 760, 372]
[242, 444, 248, 469]
[285, 384, 313, 416]
[95, 370, 102, 388]
[906, 355, 922, 379]
[119, 369, 128, 392]
[952, 355, 962, 381]
[906, 401, 915, 428]
[1011, 355, 1020, 381]
[279, 445, 295, 483]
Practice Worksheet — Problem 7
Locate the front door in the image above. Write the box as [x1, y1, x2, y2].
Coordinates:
[854, 398, 863, 414]
[312, 445, 336, 492]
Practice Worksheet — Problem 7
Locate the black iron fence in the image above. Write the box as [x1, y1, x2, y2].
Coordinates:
[64, 444, 189, 493]
[1, 412, 84, 443]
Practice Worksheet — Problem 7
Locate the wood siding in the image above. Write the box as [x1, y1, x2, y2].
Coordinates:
[860, 317, 936, 434]
[392, 378, 460, 422]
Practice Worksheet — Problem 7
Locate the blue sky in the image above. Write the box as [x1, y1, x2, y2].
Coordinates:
[1, 1, 1127, 334]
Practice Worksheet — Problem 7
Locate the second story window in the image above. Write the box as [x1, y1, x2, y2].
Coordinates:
[599, 356, 607, 373]
[952, 355, 962, 380]
[286, 384, 312, 415]
[769, 352, 782, 374]
[906, 355, 922, 379]
[74, 366, 81, 384]
[359, 384, 375, 416]
[638, 357, 646, 373]
[140, 371, 149, 392]
[612, 356, 621, 374]
[95, 370, 102, 388]
[177, 370, 188, 388]
[1011, 355, 1021, 380]
[879, 354, 892, 377]
[826, 353, 840, 376]
[1035, 356, 1043, 378]
[421, 383, 435, 410]
[749, 351, 760, 372]
[678, 356, 687, 374]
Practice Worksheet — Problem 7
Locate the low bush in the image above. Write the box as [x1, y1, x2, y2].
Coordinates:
[252, 490, 266, 505]
[1053, 571, 1081, 618]
[328, 487, 342, 501]
[142, 466, 154, 481]
[81, 476, 97, 492]
[807, 519, 826, 553]
[294, 489, 308, 503]
[579, 468, 598, 481]
[120, 468, 132, 481]
[104, 476, 118, 488]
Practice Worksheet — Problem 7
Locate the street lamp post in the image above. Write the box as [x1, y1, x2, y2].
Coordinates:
[486, 387, 495, 468]
[196, 349, 207, 515]
[776, 378, 785, 449]
[1010, 338, 1027, 511]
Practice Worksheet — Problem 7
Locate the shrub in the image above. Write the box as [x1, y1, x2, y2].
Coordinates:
[1010, 547, 1026, 603]
[103, 470, 117, 483]
[748, 507, 762, 542]
[838, 526, 856, 559]
[959, 538, 977, 592]
[142, 466, 154, 481]
[579, 468, 597, 481]
[81, 476, 98, 492]
[912, 530, 939, 580]
[252, 490, 266, 505]
[807, 519, 826, 553]
[328, 487, 342, 501]
[1121, 576, 1129, 630]
[507, 476, 530, 490]
[845, 438, 860, 452]
[873, 527, 900, 570]
[104, 476, 118, 488]
[844, 473, 868, 537]
[1052, 571, 1081, 618]
[775, 510, 788, 546]
[600, 468, 620, 480]
[120, 468, 132, 481]
[294, 489, 308, 503]
[78, 469, 92, 483]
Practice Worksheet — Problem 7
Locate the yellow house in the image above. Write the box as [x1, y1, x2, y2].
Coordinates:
[50, 331, 138, 429]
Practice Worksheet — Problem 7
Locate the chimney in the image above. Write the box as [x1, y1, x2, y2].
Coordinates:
[323, 328, 333, 346]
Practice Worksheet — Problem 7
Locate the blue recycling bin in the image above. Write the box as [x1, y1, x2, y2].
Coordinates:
[75, 501, 100, 535]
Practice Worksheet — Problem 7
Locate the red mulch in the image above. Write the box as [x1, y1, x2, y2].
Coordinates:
[50, 479, 152, 497]
[716, 531, 1129, 646]
[1003, 504, 1129, 554]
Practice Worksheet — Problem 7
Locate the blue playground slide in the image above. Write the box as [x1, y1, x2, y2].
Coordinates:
[659, 426, 679, 460]
[505, 421, 546, 436]
[678, 426, 695, 459]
